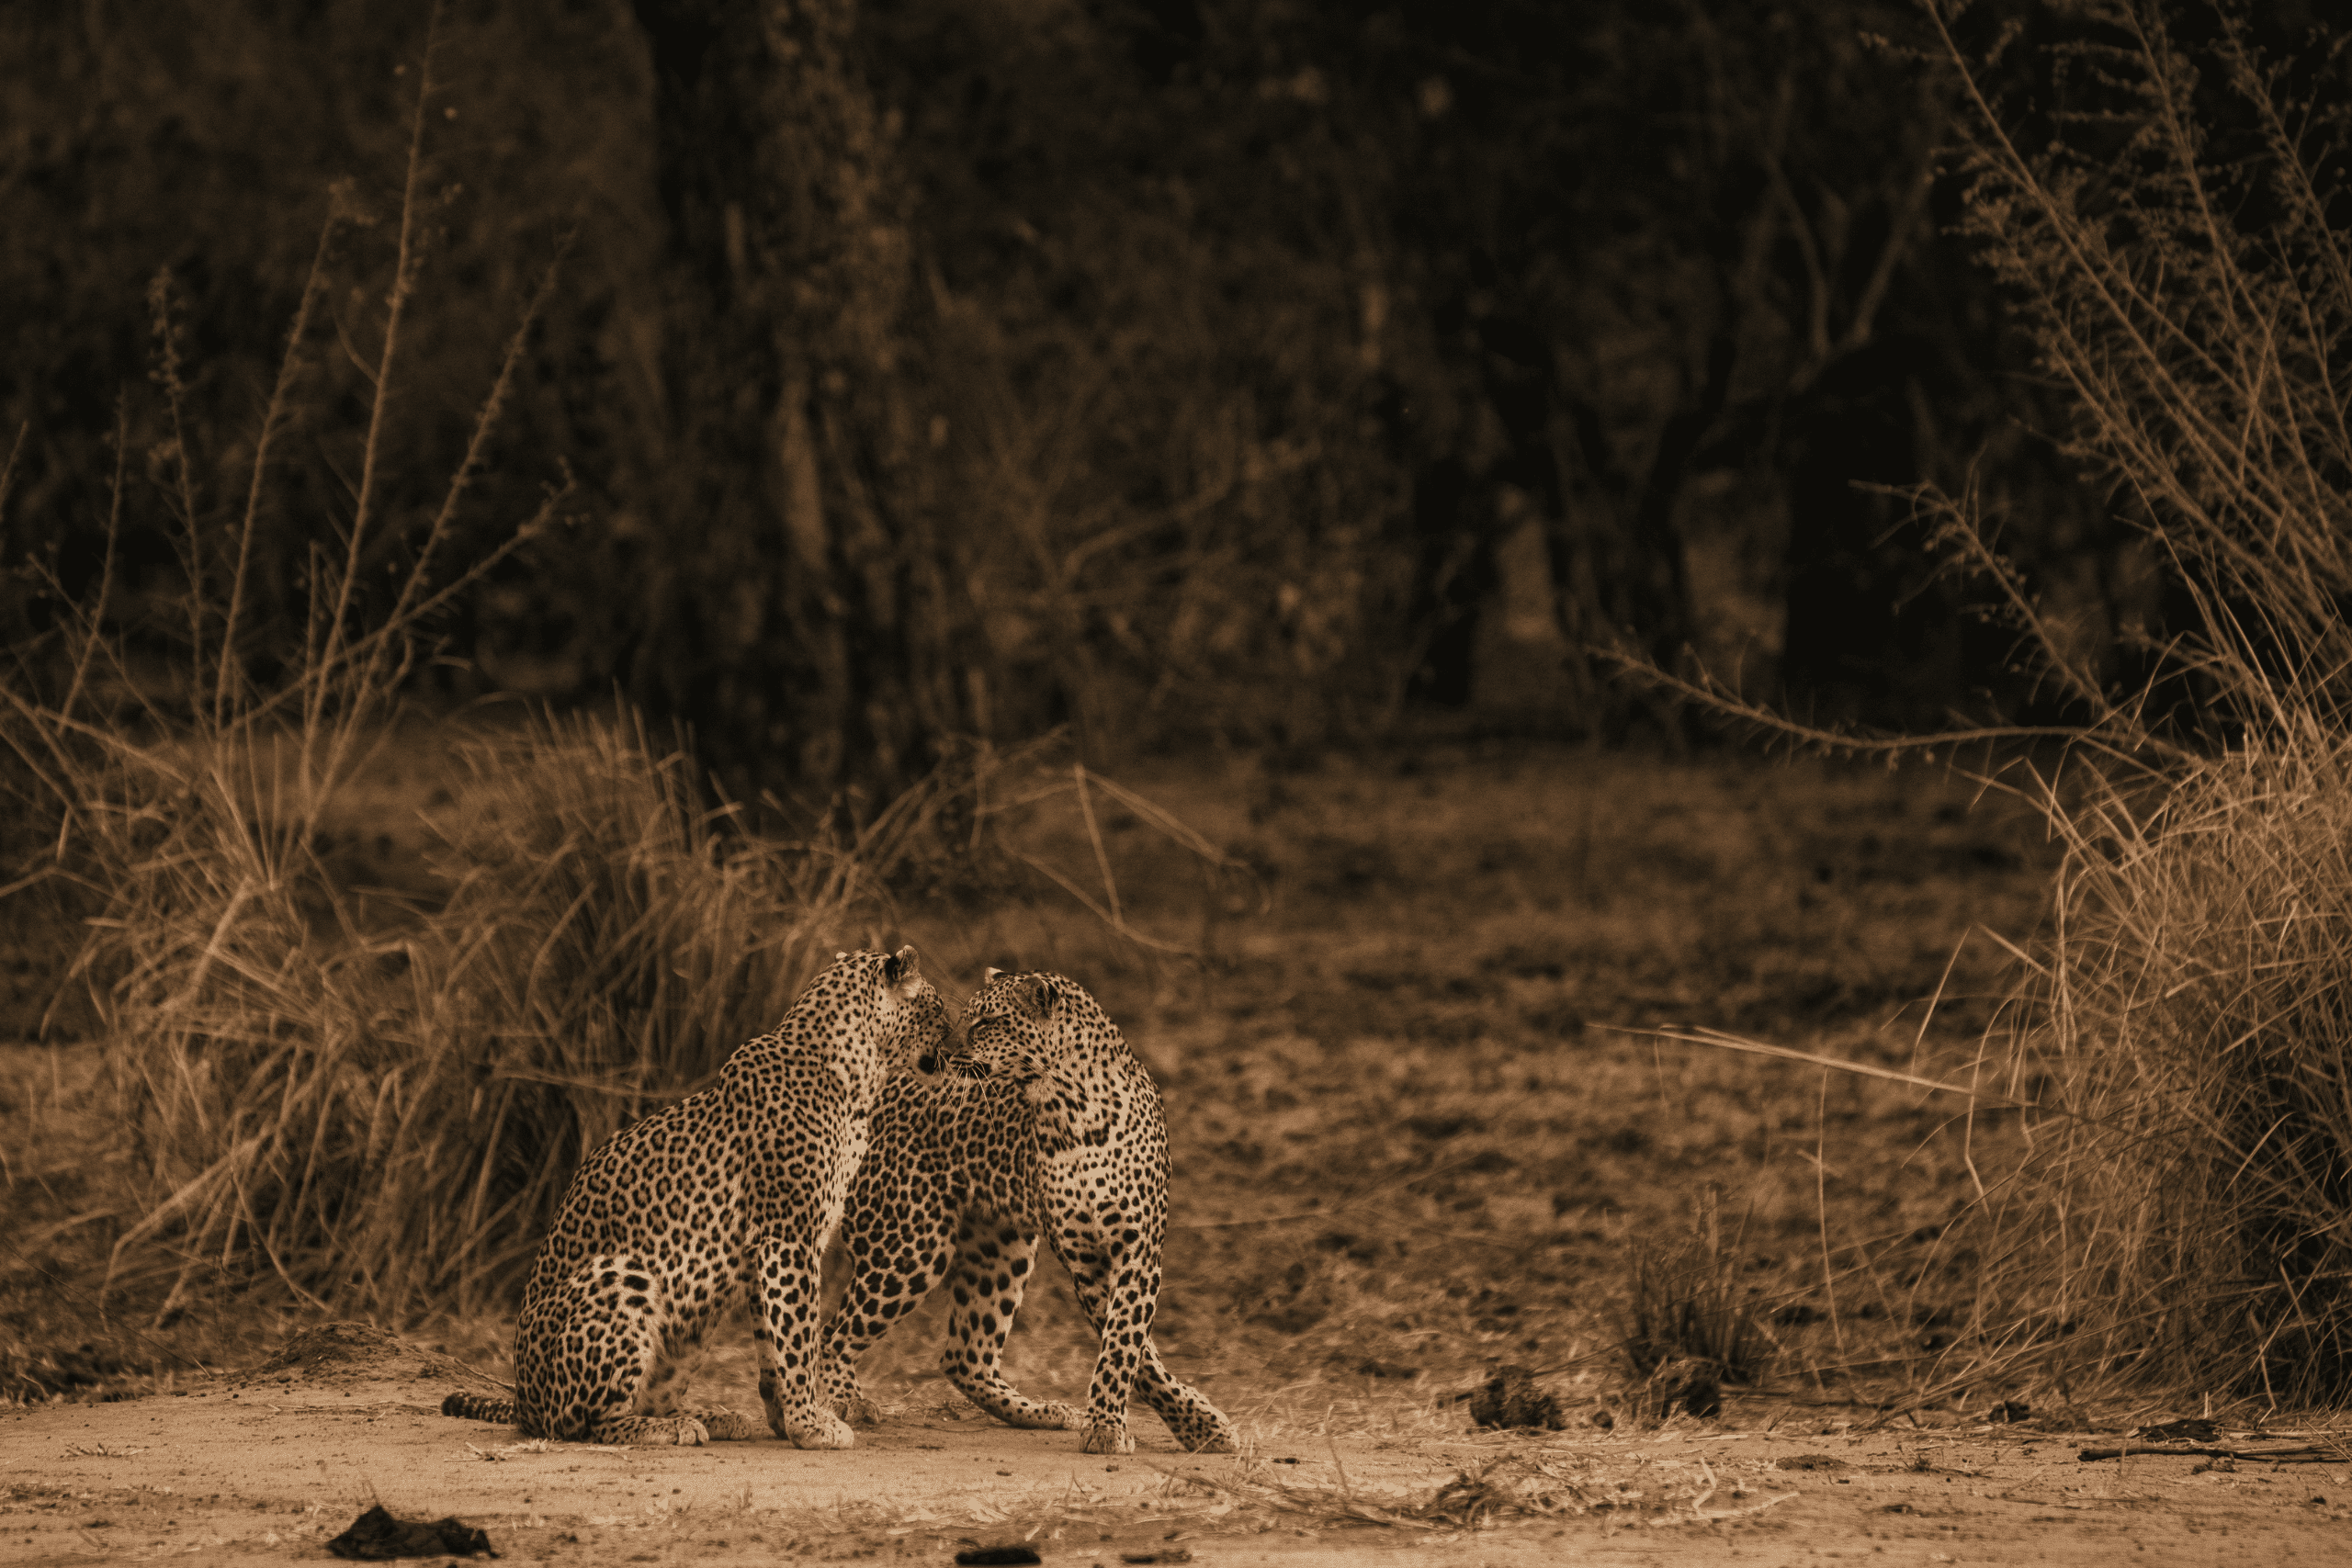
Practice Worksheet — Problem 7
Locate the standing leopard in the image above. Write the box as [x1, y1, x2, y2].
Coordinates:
[820, 966, 1238, 1455]
[441, 946, 949, 1447]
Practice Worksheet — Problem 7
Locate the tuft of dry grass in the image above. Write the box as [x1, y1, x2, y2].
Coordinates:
[1979, 738, 2352, 1404]
[1620, 1190, 1772, 1385]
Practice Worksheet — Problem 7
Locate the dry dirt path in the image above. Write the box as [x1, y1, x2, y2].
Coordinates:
[3, 1330, 2347, 1566]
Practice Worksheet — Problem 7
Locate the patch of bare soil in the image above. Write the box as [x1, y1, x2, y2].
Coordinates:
[251, 1322, 511, 1398]
[5, 1326, 2350, 1565]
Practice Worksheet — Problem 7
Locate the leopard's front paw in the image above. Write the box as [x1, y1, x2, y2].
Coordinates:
[1080, 1420, 1136, 1456]
[626, 1415, 707, 1447]
[842, 1395, 885, 1427]
[699, 1407, 765, 1441]
[782, 1409, 857, 1450]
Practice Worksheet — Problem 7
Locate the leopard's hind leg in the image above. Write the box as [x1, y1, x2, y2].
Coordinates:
[1037, 1250, 1234, 1452]
[1132, 1342, 1239, 1452]
[1051, 1229, 1171, 1455]
[537, 1258, 713, 1447]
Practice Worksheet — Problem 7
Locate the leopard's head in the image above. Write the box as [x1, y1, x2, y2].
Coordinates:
[837, 945, 952, 1081]
[953, 965, 1063, 1092]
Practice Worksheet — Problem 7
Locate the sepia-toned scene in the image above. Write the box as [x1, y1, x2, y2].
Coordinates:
[5, 2, 2351, 1563]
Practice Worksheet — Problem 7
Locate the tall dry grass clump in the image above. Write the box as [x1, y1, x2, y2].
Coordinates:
[85, 716, 854, 1324]
[1920, 1, 2352, 1403]
[2011, 740, 2352, 1400]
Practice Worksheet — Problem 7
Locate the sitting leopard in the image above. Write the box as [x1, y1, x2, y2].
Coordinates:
[820, 966, 1238, 1455]
[442, 946, 949, 1447]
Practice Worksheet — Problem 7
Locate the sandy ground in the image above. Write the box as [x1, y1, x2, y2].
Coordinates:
[4, 1327, 2350, 1566]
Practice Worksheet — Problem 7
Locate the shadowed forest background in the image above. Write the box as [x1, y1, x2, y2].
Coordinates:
[10, 0, 2352, 1430]
[3, 0, 2199, 784]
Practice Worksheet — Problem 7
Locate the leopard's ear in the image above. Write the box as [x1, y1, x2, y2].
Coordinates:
[1020, 975, 1057, 1017]
[984, 965, 1005, 981]
[880, 945, 923, 997]
[835, 950, 850, 961]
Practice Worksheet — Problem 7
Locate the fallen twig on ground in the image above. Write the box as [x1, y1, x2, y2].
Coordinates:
[2078, 1440, 2352, 1464]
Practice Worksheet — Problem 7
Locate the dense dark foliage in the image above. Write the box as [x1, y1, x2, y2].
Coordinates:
[4, 1, 2291, 788]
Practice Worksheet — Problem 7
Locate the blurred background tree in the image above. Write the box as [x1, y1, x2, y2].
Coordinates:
[3, 0, 2224, 795]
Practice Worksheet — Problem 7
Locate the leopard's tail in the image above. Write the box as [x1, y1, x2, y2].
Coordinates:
[440, 1391, 519, 1425]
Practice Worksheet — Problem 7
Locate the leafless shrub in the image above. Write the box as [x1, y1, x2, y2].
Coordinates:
[1652, 6, 2352, 1408]
[1916, 0, 2352, 1407]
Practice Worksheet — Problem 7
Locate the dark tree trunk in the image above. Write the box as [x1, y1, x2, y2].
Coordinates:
[623, 0, 940, 807]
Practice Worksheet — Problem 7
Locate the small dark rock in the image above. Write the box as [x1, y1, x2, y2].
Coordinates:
[954, 1549, 1042, 1566]
[325, 1504, 496, 1559]
[1990, 1400, 2032, 1424]
[1773, 1453, 1846, 1472]
[2132, 1416, 2215, 1443]
[1466, 1365, 1566, 1430]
